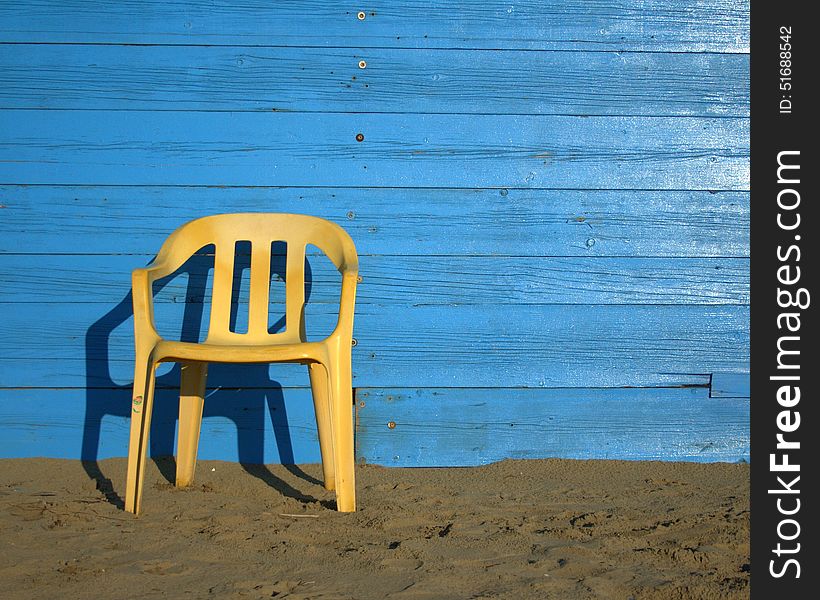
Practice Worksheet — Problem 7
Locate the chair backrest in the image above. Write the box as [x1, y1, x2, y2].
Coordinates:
[152, 213, 357, 343]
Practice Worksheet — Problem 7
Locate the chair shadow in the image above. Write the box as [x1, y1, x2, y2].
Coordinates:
[82, 245, 325, 509]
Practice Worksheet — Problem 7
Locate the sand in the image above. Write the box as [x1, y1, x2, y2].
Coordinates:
[0, 457, 748, 599]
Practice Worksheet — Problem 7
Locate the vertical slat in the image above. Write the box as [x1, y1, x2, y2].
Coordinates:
[208, 240, 235, 339]
[285, 241, 306, 337]
[248, 239, 272, 336]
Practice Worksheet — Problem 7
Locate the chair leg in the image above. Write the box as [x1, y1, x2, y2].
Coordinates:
[176, 362, 208, 488]
[326, 344, 356, 512]
[125, 354, 157, 515]
[308, 362, 336, 491]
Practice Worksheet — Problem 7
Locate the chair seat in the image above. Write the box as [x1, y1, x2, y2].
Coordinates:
[154, 338, 328, 365]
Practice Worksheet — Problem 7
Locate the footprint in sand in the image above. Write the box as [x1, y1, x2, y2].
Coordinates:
[140, 560, 190, 575]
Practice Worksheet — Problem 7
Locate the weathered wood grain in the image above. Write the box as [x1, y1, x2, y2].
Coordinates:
[0, 45, 748, 116]
[0, 111, 749, 189]
[0, 1, 750, 52]
[0, 187, 750, 257]
[0, 303, 748, 389]
[0, 0, 751, 467]
[356, 387, 749, 465]
[0, 254, 749, 305]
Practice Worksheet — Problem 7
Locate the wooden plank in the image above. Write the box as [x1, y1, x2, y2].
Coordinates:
[0, 303, 748, 389]
[710, 371, 750, 398]
[355, 387, 750, 465]
[0, 387, 324, 463]
[0, 45, 748, 117]
[0, 111, 749, 189]
[0, 386, 749, 464]
[0, 1, 749, 52]
[0, 254, 750, 306]
[0, 187, 750, 257]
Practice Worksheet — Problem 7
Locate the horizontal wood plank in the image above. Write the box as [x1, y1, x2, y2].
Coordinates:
[0, 386, 324, 463]
[710, 371, 750, 398]
[356, 387, 749, 464]
[0, 1, 750, 52]
[0, 45, 748, 116]
[0, 187, 750, 257]
[0, 111, 749, 189]
[0, 254, 749, 305]
[0, 386, 749, 464]
[0, 303, 748, 389]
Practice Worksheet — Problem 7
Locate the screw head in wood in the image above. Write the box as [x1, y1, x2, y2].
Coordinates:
[355, 133, 364, 142]
[358, 60, 367, 69]
[387, 421, 396, 429]
[357, 11, 366, 20]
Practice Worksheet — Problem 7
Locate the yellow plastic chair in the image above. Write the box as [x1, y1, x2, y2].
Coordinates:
[125, 213, 358, 515]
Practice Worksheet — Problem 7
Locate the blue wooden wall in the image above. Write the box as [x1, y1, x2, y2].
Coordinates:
[0, 1, 749, 466]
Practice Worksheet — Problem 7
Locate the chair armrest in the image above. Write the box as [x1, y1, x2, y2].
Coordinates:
[131, 256, 196, 345]
[131, 264, 169, 344]
[139, 257, 180, 282]
[331, 268, 358, 340]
